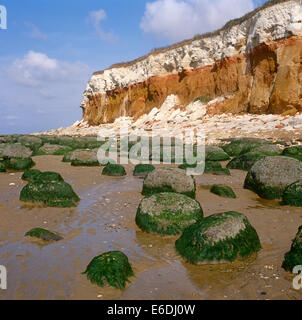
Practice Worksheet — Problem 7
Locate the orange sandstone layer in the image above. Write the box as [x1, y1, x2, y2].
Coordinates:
[82, 36, 302, 126]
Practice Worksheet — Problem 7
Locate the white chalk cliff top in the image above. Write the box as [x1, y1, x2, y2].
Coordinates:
[81, 0, 302, 108]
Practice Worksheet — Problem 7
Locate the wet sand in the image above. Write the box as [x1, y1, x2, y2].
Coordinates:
[0, 155, 302, 300]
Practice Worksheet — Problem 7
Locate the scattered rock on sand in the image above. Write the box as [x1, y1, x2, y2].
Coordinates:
[210, 185, 237, 198]
[282, 226, 302, 273]
[83, 251, 134, 289]
[136, 192, 203, 235]
[142, 167, 196, 199]
[244, 156, 302, 199]
[175, 211, 261, 264]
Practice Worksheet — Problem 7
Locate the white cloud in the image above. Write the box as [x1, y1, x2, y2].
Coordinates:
[6, 51, 90, 87]
[25, 23, 48, 40]
[140, 0, 255, 42]
[88, 9, 115, 41]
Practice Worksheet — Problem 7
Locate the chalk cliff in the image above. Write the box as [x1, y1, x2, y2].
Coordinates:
[81, 0, 302, 126]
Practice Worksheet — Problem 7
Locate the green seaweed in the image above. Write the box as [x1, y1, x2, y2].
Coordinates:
[210, 185, 237, 199]
[4, 158, 35, 171]
[282, 181, 302, 207]
[20, 180, 80, 208]
[136, 193, 203, 235]
[133, 164, 155, 176]
[227, 153, 266, 171]
[175, 211, 261, 264]
[83, 251, 134, 289]
[282, 226, 302, 272]
[25, 227, 63, 242]
[102, 164, 126, 176]
[21, 169, 41, 182]
[0, 162, 6, 173]
[282, 146, 302, 162]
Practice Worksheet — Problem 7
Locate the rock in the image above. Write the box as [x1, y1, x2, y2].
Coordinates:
[0, 143, 6, 157]
[133, 164, 155, 177]
[102, 164, 126, 176]
[83, 251, 134, 289]
[282, 146, 302, 161]
[4, 158, 35, 171]
[244, 156, 302, 199]
[205, 146, 230, 161]
[18, 136, 43, 151]
[36, 171, 64, 182]
[37, 143, 72, 155]
[136, 192, 203, 235]
[222, 139, 269, 157]
[175, 211, 261, 264]
[227, 152, 266, 171]
[282, 226, 302, 273]
[282, 181, 302, 207]
[179, 161, 230, 176]
[250, 144, 283, 155]
[210, 185, 237, 198]
[20, 180, 80, 207]
[22, 169, 42, 181]
[142, 167, 196, 199]
[25, 228, 63, 242]
[2, 143, 33, 159]
[68, 149, 99, 166]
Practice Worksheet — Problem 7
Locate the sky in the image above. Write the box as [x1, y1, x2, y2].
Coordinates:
[0, 0, 266, 134]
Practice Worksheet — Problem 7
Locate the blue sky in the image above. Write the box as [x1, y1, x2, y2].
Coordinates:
[0, 0, 266, 134]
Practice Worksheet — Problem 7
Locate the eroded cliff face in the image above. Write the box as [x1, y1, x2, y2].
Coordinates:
[81, 0, 302, 126]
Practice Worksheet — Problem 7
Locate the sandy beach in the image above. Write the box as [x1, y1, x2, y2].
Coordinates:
[0, 155, 301, 300]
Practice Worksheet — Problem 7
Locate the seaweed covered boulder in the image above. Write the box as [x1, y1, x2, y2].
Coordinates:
[205, 146, 230, 161]
[282, 146, 302, 162]
[83, 251, 134, 289]
[68, 149, 99, 166]
[25, 228, 63, 242]
[282, 226, 302, 272]
[102, 164, 126, 176]
[244, 156, 302, 199]
[133, 164, 155, 177]
[227, 152, 266, 171]
[179, 161, 230, 175]
[22, 169, 41, 181]
[251, 144, 283, 156]
[222, 138, 269, 157]
[136, 193, 203, 235]
[18, 136, 43, 152]
[36, 171, 64, 182]
[210, 185, 237, 199]
[175, 211, 261, 264]
[4, 157, 35, 171]
[20, 180, 80, 207]
[37, 143, 72, 155]
[2, 143, 33, 159]
[142, 168, 196, 199]
[282, 181, 302, 207]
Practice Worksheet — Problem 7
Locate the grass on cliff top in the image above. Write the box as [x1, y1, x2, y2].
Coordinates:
[93, 0, 292, 75]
